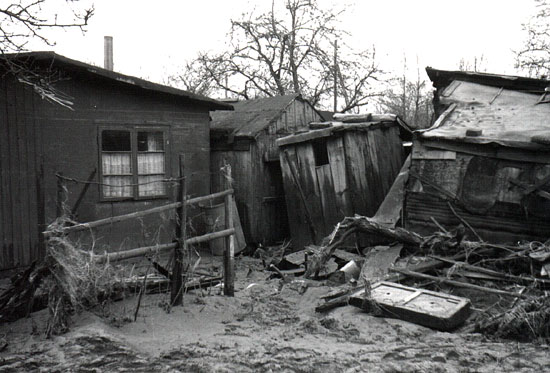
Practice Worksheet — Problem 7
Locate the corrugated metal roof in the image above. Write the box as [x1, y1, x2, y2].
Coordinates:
[2, 51, 233, 110]
[210, 94, 302, 137]
[421, 78, 550, 150]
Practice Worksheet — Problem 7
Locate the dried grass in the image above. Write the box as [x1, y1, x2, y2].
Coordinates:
[44, 217, 122, 336]
[477, 296, 550, 342]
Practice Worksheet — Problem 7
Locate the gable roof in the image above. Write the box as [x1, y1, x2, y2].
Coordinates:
[2, 51, 232, 110]
[423, 68, 550, 151]
[211, 94, 316, 138]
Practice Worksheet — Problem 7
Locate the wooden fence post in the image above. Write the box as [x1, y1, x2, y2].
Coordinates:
[223, 164, 235, 296]
[56, 173, 66, 218]
[171, 160, 187, 306]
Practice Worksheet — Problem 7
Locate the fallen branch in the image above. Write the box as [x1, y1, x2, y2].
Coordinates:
[430, 256, 550, 288]
[447, 201, 483, 242]
[305, 216, 423, 279]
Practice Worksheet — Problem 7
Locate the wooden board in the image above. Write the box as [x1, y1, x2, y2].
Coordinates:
[349, 281, 471, 331]
[316, 164, 340, 233]
[372, 155, 411, 228]
[412, 142, 456, 160]
[343, 132, 371, 215]
[326, 136, 353, 218]
[279, 146, 314, 249]
[295, 143, 326, 239]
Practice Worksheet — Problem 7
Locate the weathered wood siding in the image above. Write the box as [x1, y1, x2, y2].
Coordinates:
[280, 125, 404, 248]
[0, 70, 212, 272]
[210, 97, 322, 245]
[404, 143, 550, 243]
[0, 75, 43, 271]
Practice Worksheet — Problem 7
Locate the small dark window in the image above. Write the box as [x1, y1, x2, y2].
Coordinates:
[312, 138, 329, 166]
[102, 130, 131, 151]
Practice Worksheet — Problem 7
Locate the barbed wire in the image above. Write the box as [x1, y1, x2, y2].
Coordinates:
[54, 170, 229, 188]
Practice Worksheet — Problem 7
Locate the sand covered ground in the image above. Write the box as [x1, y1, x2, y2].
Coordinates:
[1, 256, 549, 372]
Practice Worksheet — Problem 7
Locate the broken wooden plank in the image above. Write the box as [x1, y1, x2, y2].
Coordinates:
[371, 155, 411, 228]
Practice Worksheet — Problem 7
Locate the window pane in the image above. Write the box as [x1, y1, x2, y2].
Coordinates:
[103, 176, 134, 198]
[138, 153, 165, 174]
[102, 153, 132, 175]
[138, 131, 164, 151]
[138, 175, 165, 197]
[102, 130, 131, 151]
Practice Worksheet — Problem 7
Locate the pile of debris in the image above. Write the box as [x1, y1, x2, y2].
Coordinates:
[262, 215, 550, 342]
[0, 217, 221, 336]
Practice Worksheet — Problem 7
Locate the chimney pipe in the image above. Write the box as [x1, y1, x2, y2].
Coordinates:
[104, 36, 113, 71]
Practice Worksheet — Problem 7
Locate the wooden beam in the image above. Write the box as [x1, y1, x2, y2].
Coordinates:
[43, 189, 234, 237]
[94, 228, 236, 264]
[171, 160, 186, 306]
[223, 164, 235, 296]
[389, 267, 531, 299]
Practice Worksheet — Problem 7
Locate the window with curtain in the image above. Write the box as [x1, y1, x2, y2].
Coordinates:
[100, 128, 167, 199]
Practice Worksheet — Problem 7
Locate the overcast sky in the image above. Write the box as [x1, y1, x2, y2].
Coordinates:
[39, 0, 538, 86]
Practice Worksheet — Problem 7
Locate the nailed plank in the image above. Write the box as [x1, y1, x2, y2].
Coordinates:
[16, 83, 33, 266]
[276, 127, 334, 147]
[6, 77, 21, 268]
[315, 164, 339, 235]
[279, 146, 312, 248]
[326, 136, 353, 218]
[343, 132, 370, 215]
[24, 86, 39, 265]
[365, 129, 387, 207]
[0, 78, 9, 269]
[296, 143, 326, 240]
[412, 142, 456, 160]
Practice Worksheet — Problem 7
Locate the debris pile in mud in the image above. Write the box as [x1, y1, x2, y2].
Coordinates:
[263, 215, 550, 342]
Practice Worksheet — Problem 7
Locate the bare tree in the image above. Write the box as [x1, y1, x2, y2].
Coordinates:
[377, 61, 433, 129]
[515, 0, 550, 77]
[173, 0, 382, 112]
[0, 0, 94, 108]
[458, 54, 487, 72]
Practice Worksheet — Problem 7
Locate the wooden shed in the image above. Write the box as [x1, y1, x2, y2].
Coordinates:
[277, 114, 407, 249]
[0, 52, 231, 273]
[404, 67, 550, 243]
[210, 94, 323, 246]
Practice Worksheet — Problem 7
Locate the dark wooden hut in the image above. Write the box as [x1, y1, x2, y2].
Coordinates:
[404, 67, 550, 243]
[210, 94, 323, 246]
[0, 52, 231, 273]
[277, 114, 407, 248]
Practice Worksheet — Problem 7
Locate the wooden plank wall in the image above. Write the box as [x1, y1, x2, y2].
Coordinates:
[280, 125, 405, 249]
[210, 98, 323, 246]
[0, 76, 42, 272]
[210, 149, 253, 241]
[0, 70, 213, 272]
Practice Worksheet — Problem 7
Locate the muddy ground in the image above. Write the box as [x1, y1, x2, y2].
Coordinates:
[0, 256, 549, 372]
